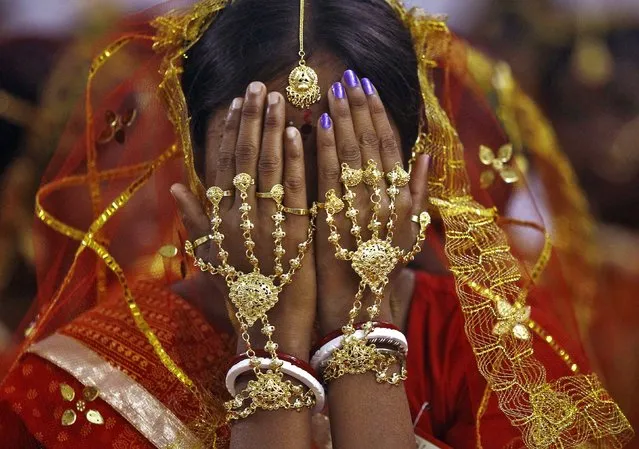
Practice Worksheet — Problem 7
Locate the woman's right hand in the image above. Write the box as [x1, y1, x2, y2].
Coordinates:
[171, 82, 317, 360]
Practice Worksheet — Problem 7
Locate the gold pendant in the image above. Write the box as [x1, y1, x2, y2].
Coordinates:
[286, 63, 321, 109]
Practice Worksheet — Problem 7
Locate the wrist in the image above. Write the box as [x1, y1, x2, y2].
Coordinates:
[236, 337, 311, 362]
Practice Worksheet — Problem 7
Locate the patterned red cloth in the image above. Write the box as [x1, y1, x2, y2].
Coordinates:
[0, 272, 589, 448]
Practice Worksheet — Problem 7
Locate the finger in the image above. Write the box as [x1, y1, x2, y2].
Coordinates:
[328, 81, 361, 169]
[171, 183, 210, 258]
[316, 113, 341, 199]
[235, 81, 267, 201]
[362, 78, 403, 174]
[283, 127, 308, 217]
[257, 92, 285, 211]
[409, 154, 431, 216]
[214, 97, 243, 210]
[342, 70, 381, 167]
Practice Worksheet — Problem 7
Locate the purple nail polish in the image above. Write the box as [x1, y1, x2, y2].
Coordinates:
[362, 78, 375, 96]
[320, 113, 332, 129]
[332, 82, 345, 99]
[344, 70, 359, 88]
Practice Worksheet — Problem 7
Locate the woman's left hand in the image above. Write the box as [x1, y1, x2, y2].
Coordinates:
[314, 70, 430, 335]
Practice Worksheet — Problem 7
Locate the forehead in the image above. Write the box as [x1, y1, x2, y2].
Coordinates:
[264, 50, 346, 125]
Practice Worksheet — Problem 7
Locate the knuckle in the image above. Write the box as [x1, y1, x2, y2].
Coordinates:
[358, 131, 379, 150]
[318, 133, 335, 150]
[284, 175, 305, 193]
[379, 134, 399, 156]
[217, 150, 235, 171]
[338, 141, 360, 163]
[241, 102, 261, 120]
[349, 93, 368, 109]
[333, 103, 351, 120]
[263, 112, 281, 129]
[236, 141, 259, 164]
[370, 98, 386, 117]
[319, 164, 340, 182]
[258, 154, 281, 174]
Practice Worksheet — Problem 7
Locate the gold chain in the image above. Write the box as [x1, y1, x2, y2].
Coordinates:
[298, 0, 306, 60]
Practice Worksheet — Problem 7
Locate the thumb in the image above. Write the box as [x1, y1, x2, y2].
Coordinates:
[171, 183, 210, 257]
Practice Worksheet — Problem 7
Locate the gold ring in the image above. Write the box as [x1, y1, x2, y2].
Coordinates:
[193, 234, 214, 249]
[315, 202, 326, 209]
[256, 184, 284, 204]
[206, 186, 233, 204]
[283, 206, 311, 216]
[411, 215, 420, 224]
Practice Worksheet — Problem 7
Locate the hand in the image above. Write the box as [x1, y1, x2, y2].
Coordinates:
[172, 82, 317, 360]
[315, 71, 430, 335]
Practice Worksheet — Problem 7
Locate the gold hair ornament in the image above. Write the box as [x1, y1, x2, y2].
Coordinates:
[286, 0, 321, 109]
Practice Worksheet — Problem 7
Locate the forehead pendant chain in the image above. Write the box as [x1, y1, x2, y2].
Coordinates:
[286, 0, 321, 109]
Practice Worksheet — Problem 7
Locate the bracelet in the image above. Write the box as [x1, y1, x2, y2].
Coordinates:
[310, 326, 408, 372]
[226, 354, 325, 413]
[321, 337, 408, 385]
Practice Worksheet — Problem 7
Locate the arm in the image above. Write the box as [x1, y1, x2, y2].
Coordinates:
[173, 82, 316, 449]
[315, 70, 431, 449]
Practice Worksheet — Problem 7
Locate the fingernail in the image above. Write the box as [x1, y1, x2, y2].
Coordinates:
[344, 70, 359, 88]
[231, 97, 243, 110]
[362, 78, 375, 96]
[248, 81, 263, 95]
[332, 82, 345, 99]
[286, 127, 298, 140]
[267, 92, 280, 105]
[320, 113, 332, 129]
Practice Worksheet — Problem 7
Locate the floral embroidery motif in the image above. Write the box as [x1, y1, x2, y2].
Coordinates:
[492, 299, 531, 340]
[60, 383, 104, 426]
[97, 109, 137, 145]
[479, 143, 519, 188]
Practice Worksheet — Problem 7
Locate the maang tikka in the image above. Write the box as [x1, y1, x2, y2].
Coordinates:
[286, 0, 321, 109]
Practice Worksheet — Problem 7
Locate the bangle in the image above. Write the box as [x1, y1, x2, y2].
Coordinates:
[226, 354, 326, 413]
[310, 326, 408, 372]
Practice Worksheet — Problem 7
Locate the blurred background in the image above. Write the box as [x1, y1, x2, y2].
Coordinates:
[0, 0, 637, 443]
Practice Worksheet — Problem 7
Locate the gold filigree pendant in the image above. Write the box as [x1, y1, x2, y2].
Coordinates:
[228, 272, 280, 326]
[286, 63, 321, 110]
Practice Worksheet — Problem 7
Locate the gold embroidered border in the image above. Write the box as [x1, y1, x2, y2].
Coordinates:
[28, 333, 201, 449]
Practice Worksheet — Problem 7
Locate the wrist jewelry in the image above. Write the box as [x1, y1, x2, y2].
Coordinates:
[184, 173, 317, 421]
[226, 352, 325, 413]
[321, 160, 429, 384]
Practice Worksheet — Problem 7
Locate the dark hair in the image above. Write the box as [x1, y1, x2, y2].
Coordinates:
[182, 0, 420, 158]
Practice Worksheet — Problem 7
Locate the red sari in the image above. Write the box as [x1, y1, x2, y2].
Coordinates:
[0, 270, 589, 448]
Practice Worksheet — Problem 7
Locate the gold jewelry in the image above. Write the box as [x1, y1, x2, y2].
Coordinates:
[286, 0, 320, 109]
[225, 369, 315, 420]
[192, 234, 214, 250]
[282, 206, 311, 216]
[256, 184, 284, 204]
[323, 159, 429, 384]
[322, 337, 407, 385]
[411, 215, 420, 224]
[184, 172, 318, 420]
[206, 186, 233, 203]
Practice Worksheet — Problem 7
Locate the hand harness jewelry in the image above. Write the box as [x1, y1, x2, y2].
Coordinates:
[184, 173, 318, 421]
[322, 160, 430, 384]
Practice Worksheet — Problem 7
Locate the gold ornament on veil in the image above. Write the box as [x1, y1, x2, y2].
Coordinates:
[286, 0, 321, 109]
[184, 173, 318, 420]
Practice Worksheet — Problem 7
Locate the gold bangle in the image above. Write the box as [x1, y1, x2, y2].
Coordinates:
[256, 184, 284, 204]
[283, 206, 311, 216]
